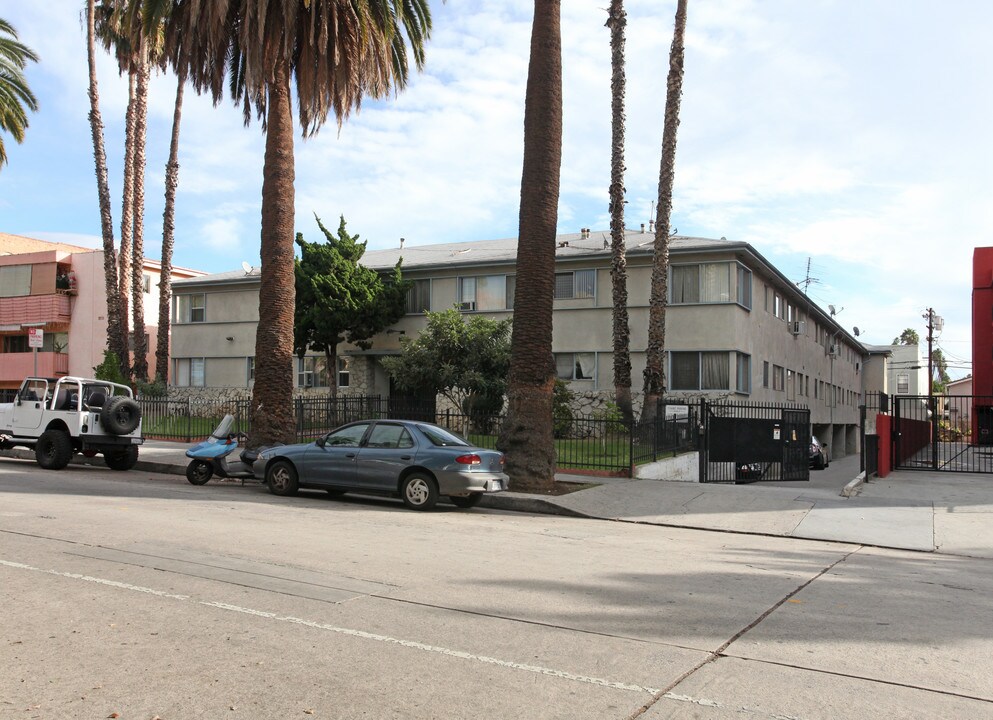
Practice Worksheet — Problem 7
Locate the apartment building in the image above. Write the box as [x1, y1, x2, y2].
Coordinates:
[0, 233, 203, 395]
[171, 229, 867, 456]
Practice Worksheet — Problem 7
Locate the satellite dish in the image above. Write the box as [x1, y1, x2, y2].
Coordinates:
[828, 304, 836, 316]
[853, 327, 861, 336]
[241, 261, 252, 274]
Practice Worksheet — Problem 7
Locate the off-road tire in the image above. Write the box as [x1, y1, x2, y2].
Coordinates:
[101, 396, 142, 435]
[105, 445, 139, 471]
[35, 430, 73, 470]
[186, 460, 213, 485]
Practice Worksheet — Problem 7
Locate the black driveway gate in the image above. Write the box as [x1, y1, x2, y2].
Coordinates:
[894, 395, 993, 473]
[700, 400, 810, 483]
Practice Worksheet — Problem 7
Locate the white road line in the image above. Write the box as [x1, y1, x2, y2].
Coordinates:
[0, 558, 190, 600]
[1, 556, 657, 695]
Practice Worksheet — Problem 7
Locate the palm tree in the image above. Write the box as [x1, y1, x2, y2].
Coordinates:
[85, 0, 129, 373]
[160, 0, 433, 445]
[498, 0, 562, 493]
[606, 0, 633, 427]
[129, 54, 151, 382]
[641, 0, 687, 424]
[156, 66, 185, 385]
[0, 18, 39, 170]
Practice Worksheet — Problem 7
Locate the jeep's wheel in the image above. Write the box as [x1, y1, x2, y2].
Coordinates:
[101, 396, 142, 435]
[186, 460, 213, 485]
[36, 430, 73, 470]
[105, 445, 139, 471]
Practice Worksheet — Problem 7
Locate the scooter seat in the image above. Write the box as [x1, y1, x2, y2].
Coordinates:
[240, 448, 260, 464]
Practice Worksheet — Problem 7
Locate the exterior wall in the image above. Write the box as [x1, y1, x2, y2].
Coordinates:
[885, 344, 926, 397]
[973, 248, 993, 397]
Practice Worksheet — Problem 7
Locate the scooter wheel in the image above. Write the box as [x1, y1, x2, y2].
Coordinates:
[186, 460, 213, 485]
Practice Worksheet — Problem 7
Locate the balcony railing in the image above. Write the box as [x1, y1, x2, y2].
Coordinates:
[0, 293, 72, 326]
[0, 351, 69, 380]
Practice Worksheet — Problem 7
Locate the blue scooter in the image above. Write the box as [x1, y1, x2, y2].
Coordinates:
[185, 415, 267, 485]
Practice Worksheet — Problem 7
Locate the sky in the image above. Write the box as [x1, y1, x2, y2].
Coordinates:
[1, 0, 989, 380]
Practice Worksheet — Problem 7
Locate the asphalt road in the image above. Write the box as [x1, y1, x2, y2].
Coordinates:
[1, 458, 991, 719]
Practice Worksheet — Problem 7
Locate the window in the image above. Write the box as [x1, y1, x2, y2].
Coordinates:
[366, 424, 414, 449]
[406, 279, 431, 314]
[175, 293, 206, 323]
[671, 263, 731, 304]
[173, 358, 205, 387]
[297, 356, 329, 388]
[763, 361, 770, 388]
[554, 269, 595, 300]
[0, 265, 32, 297]
[773, 294, 782, 318]
[555, 352, 596, 381]
[142, 274, 152, 293]
[897, 373, 910, 394]
[773, 364, 785, 391]
[736, 266, 752, 308]
[671, 351, 729, 391]
[325, 423, 370, 447]
[3, 335, 29, 353]
[736, 354, 751, 393]
[247, 357, 255, 385]
[786, 369, 796, 401]
[338, 357, 350, 388]
[457, 275, 514, 311]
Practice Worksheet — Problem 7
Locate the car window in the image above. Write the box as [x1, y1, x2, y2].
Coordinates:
[326, 424, 369, 447]
[417, 424, 469, 447]
[366, 424, 414, 449]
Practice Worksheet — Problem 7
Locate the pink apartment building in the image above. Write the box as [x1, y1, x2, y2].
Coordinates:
[0, 233, 203, 396]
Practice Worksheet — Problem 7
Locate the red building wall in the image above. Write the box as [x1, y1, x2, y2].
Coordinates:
[972, 248, 993, 443]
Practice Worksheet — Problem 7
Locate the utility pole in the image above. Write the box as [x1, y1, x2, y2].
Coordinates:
[923, 308, 944, 397]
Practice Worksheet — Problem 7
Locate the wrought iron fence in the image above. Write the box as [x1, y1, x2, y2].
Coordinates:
[137, 394, 699, 475]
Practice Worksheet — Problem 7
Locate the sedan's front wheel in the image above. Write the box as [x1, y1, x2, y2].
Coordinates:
[401, 472, 438, 511]
[266, 460, 299, 497]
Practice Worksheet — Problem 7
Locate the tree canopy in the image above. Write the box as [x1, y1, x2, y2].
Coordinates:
[381, 308, 512, 415]
[294, 216, 409, 394]
[892, 328, 920, 345]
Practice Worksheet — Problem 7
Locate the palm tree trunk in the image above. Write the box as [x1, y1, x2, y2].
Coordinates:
[250, 62, 296, 446]
[156, 69, 185, 384]
[85, 0, 125, 373]
[607, 0, 633, 427]
[498, 0, 562, 493]
[130, 58, 151, 382]
[641, 0, 687, 425]
[119, 70, 136, 378]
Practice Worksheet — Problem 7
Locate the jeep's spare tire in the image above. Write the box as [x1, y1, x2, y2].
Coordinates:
[101, 396, 142, 435]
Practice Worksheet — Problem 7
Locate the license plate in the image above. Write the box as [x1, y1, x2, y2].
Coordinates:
[489, 479, 503, 491]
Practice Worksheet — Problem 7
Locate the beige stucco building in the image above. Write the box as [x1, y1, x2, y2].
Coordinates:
[170, 230, 867, 457]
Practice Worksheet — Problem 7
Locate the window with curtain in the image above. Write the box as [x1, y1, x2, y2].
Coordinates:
[297, 357, 330, 388]
[338, 357, 350, 388]
[671, 263, 731, 304]
[737, 266, 752, 308]
[897, 373, 909, 394]
[670, 351, 730, 390]
[0, 265, 32, 297]
[457, 275, 510, 311]
[701, 352, 729, 389]
[406, 279, 431, 314]
[737, 354, 751, 393]
[554, 270, 595, 299]
[173, 358, 205, 387]
[175, 294, 206, 323]
[554, 352, 596, 381]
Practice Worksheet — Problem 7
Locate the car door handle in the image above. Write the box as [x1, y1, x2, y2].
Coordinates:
[400, 455, 411, 460]
[345, 453, 356, 458]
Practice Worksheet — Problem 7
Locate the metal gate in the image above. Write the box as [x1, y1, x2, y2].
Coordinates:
[894, 395, 993, 473]
[700, 400, 810, 483]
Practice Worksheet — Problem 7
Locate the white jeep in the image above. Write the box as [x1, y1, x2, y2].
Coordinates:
[0, 376, 143, 471]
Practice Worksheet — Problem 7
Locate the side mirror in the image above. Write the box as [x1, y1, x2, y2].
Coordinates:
[316, 436, 326, 448]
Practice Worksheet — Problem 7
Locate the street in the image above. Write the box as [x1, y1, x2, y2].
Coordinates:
[1, 458, 991, 719]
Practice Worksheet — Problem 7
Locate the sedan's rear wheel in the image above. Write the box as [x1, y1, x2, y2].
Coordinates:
[266, 460, 299, 496]
[450, 493, 482, 509]
[401, 472, 438, 511]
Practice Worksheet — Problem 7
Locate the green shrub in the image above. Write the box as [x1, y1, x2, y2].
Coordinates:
[93, 350, 128, 387]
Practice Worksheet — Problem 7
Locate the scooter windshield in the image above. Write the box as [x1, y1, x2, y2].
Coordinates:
[210, 414, 235, 439]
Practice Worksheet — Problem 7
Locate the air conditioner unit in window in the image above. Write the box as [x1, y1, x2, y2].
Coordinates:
[459, 301, 476, 311]
[790, 320, 805, 335]
[828, 344, 838, 357]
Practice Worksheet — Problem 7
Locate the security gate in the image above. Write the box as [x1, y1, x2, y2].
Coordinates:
[894, 395, 993, 473]
[700, 400, 810, 483]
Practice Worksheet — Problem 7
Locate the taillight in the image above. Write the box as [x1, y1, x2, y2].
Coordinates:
[454, 454, 482, 465]
[499, 454, 505, 466]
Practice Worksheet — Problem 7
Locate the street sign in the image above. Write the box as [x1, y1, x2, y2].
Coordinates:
[28, 328, 44, 348]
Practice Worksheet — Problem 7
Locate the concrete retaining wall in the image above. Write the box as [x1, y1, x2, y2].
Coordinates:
[634, 451, 699, 482]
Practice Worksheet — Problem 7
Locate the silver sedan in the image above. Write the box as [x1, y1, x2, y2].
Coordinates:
[255, 419, 509, 510]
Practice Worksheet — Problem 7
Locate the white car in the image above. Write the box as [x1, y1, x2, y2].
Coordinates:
[0, 376, 143, 471]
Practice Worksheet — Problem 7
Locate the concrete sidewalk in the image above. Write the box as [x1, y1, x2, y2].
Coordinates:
[7, 439, 993, 557]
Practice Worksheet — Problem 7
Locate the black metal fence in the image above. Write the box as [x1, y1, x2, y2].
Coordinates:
[137, 394, 698, 475]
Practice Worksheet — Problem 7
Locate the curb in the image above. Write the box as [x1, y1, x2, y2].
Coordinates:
[841, 471, 866, 497]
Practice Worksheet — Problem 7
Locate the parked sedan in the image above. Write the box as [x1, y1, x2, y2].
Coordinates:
[254, 419, 509, 510]
[810, 435, 830, 469]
